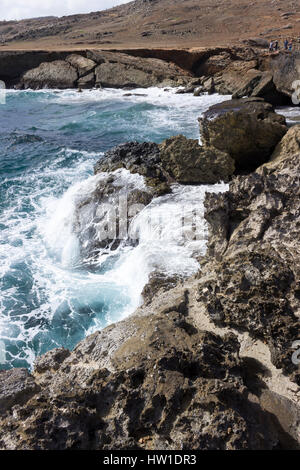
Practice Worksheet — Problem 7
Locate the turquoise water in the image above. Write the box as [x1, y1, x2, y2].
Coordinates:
[0, 87, 229, 370]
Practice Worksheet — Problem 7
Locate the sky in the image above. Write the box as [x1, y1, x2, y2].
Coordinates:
[0, 0, 132, 21]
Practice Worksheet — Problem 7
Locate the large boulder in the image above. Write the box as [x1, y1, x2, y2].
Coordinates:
[95, 62, 156, 88]
[208, 60, 258, 94]
[231, 69, 269, 98]
[199, 97, 288, 171]
[230, 71, 282, 105]
[21, 60, 78, 89]
[249, 72, 283, 104]
[65, 54, 96, 77]
[159, 135, 235, 184]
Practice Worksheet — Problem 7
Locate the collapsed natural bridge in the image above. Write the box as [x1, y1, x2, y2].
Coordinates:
[0, 46, 299, 106]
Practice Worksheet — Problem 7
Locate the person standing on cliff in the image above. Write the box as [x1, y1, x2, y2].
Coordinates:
[269, 40, 274, 52]
[284, 39, 289, 50]
[288, 40, 293, 51]
[274, 40, 279, 51]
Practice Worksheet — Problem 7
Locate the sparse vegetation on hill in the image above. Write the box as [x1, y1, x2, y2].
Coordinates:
[0, 0, 299, 50]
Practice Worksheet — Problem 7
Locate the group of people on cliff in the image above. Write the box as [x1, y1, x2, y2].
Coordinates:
[269, 38, 294, 52]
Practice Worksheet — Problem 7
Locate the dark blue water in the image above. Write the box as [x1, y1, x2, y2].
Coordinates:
[0, 87, 229, 370]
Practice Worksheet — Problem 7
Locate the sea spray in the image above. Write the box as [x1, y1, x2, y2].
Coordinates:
[0, 87, 232, 369]
[42, 170, 228, 325]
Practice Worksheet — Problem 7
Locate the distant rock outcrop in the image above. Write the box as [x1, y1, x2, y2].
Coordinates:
[199, 57, 291, 106]
[90, 51, 190, 88]
[21, 60, 78, 89]
[0, 46, 298, 107]
[18, 50, 190, 90]
[261, 51, 300, 100]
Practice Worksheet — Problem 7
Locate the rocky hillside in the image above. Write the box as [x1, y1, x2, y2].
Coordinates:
[0, 0, 300, 50]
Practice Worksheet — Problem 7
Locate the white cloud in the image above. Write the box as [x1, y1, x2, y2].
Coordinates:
[0, 0, 132, 21]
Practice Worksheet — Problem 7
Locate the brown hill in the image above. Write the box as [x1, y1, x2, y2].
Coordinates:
[0, 0, 300, 51]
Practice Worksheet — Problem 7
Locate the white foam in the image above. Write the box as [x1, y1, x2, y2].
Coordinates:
[42, 171, 228, 330]
[44, 87, 231, 140]
[276, 106, 300, 125]
[0, 89, 231, 368]
[107, 181, 229, 305]
[0, 147, 102, 365]
[41, 168, 148, 266]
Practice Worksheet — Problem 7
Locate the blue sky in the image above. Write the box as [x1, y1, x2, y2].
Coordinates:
[0, 0, 131, 21]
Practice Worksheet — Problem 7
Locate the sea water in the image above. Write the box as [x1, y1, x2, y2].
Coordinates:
[0, 87, 232, 370]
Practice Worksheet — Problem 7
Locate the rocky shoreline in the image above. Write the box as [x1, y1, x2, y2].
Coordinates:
[0, 93, 299, 450]
[0, 46, 299, 106]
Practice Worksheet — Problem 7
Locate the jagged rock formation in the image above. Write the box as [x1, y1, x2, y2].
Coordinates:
[199, 127, 300, 387]
[0, 296, 298, 450]
[0, 369, 38, 414]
